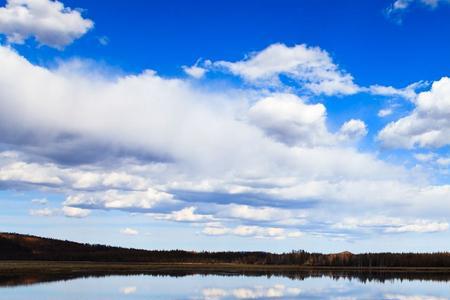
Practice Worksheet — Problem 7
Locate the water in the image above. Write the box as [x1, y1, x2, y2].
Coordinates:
[1, 273, 449, 299]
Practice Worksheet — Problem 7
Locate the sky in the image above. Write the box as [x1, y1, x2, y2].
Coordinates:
[1, 0, 450, 253]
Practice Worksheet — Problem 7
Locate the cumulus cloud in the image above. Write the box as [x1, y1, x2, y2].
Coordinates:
[67, 170, 148, 191]
[202, 225, 230, 236]
[150, 206, 213, 222]
[0, 161, 63, 185]
[338, 119, 368, 141]
[202, 224, 302, 239]
[0, 0, 93, 48]
[0, 46, 398, 183]
[0, 46, 275, 172]
[379, 77, 450, 148]
[64, 188, 177, 211]
[249, 94, 368, 146]
[248, 93, 333, 146]
[62, 206, 90, 218]
[1, 45, 449, 241]
[213, 43, 360, 96]
[212, 204, 307, 228]
[220, 204, 296, 222]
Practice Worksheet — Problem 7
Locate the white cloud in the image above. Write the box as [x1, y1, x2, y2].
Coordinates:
[64, 188, 176, 211]
[385, 0, 450, 24]
[378, 108, 394, 118]
[220, 204, 296, 222]
[151, 206, 213, 222]
[249, 94, 368, 146]
[120, 286, 137, 295]
[183, 62, 207, 79]
[333, 216, 403, 230]
[0, 45, 401, 185]
[0, 150, 158, 193]
[202, 224, 302, 240]
[333, 216, 448, 234]
[388, 0, 448, 12]
[202, 285, 301, 300]
[0, 151, 18, 159]
[379, 77, 450, 148]
[436, 157, 450, 166]
[149, 204, 307, 233]
[248, 93, 333, 146]
[204, 43, 417, 100]
[414, 153, 436, 162]
[0, 161, 63, 185]
[29, 207, 56, 217]
[368, 82, 421, 101]
[233, 225, 285, 238]
[1, 45, 450, 240]
[338, 119, 368, 141]
[62, 206, 90, 218]
[385, 221, 448, 233]
[31, 198, 48, 205]
[287, 231, 303, 238]
[385, 294, 448, 300]
[68, 171, 148, 191]
[120, 227, 139, 236]
[214, 43, 359, 96]
[203, 288, 228, 300]
[29, 206, 90, 218]
[202, 226, 230, 236]
[0, 0, 93, 48]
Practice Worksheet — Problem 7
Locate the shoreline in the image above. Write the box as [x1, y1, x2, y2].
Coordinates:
[2, 261, 450, 273]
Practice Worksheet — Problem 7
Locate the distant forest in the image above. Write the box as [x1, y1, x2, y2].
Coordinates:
[1, 232, 450, 268]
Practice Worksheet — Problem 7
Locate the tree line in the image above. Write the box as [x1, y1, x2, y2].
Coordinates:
[1, 233, 450, 267]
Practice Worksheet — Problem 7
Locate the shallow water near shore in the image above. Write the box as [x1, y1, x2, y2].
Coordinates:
[1, 273, 449, 300]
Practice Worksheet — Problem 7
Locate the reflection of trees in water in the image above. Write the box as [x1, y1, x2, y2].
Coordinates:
[2, 269, 450, 288]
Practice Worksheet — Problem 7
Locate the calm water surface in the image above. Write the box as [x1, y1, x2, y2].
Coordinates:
[1, 274, 449, 299]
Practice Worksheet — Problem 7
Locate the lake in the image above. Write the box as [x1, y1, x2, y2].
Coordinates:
[0, 273, 449, 299]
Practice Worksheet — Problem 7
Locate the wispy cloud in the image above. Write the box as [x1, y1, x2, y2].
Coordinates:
[212, 43, 360, 96]
[31, 198, 48, 205]
[385, 0, 450, 23]
[120, 228, 139, 236]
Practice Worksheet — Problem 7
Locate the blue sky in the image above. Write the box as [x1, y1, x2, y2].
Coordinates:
[1, 0, 450, 253]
